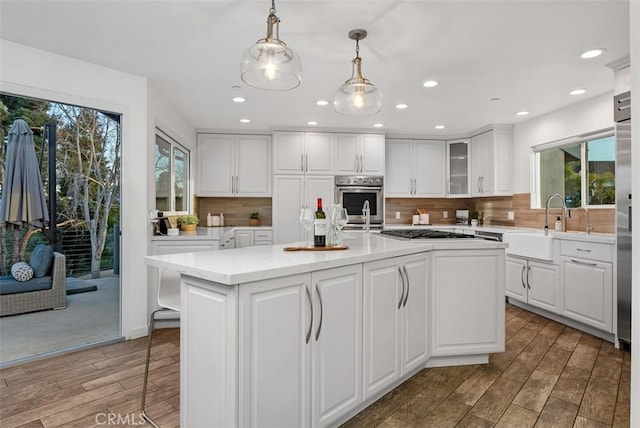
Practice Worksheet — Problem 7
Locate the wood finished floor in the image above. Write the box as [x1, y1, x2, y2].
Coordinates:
[0, 304, 631, 427]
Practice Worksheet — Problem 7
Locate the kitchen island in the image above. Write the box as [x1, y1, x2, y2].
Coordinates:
[145, 233, 506, 428]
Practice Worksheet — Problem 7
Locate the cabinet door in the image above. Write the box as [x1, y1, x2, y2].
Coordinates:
[197, 134, 235, 196]
[305, 133, 334, 175]
[413, 141, 446, 197]
[311, 265, 362, 428]
[305, 175, 334, 215]
[480, 131, 495, 195]
[527, 261, 560, 313]
[561, 257, 613, 332]
[234, 230, 254, 248]
[400, 254, 429, 374]
[334, 134, 359, 174]
[273, 175, 305, 244]
[469, 134, 483, 197]
[273, 131, 305, 174]
[446, 140, 470, 197]
[236, 135, 271, 196]
[431, 250, 504, 356]
[360, 134, 385, 175]
[385, 139, 413, 197]
[239, 274, 311, 428]
[362, 258, 402, 400]
[505, 256, 527, 303]
[492, 127, 513, 196]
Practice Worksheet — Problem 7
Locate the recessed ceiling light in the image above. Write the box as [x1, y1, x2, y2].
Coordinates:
[569, 88, 587, 96]
[240, 118, 251, 123]
[307, 121, 318, 125]
[232, 96, 246, 103]
[490, 97, 500, 102]
[434, 125, 445, 130]
[580, 48, 605, 59]
[516, 111, 530, 116]
[422, 80, 438, 88]
[316, 100, 329, 106]
[396, 103, 408, 109]
[373, 123, 384, 128]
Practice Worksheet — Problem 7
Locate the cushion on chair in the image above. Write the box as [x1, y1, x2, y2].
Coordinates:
[29, 244, 54, 278]
[0, 275, 53, 294]
[11, 262, 34, 282]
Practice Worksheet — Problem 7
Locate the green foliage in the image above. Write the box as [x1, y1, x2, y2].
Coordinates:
[249, 211, 261, 219]
[178, 215, 199, 226]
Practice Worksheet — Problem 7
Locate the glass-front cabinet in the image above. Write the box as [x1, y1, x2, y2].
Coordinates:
[447, 139, 470, 197]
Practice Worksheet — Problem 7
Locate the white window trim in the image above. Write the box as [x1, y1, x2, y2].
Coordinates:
[156, 127, 190, 213]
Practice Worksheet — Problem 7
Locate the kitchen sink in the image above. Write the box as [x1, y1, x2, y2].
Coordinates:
[503, 232, 554, 261]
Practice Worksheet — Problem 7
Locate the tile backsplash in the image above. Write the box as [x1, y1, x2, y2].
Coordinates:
[385, 193, 614, 234]
[195, 197, 272, 227]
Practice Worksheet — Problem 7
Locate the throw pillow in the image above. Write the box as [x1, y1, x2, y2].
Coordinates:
[11, 262, 34, 282]
[29, 244, 54, 278]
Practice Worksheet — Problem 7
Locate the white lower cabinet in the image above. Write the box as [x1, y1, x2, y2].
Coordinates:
[506, 256, 560, 313]
[362, 254, 428, 400]
[561, 257, 613, 332]
[431, 249, 504, 356]
[239, 265, 362, 428]
[234, 229, 254, 248]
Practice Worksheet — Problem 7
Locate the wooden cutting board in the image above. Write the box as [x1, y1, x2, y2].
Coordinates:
[283, 245, 349, 251]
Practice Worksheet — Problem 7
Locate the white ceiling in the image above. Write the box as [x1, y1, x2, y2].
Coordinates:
[0, 0, 630, 136]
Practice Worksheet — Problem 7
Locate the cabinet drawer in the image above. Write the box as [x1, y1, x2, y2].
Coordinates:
[254, 230, 273, 241]
[560, 240, 613, 263]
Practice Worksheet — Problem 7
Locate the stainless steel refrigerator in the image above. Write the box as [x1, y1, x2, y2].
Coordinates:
[615, 91, 632, 347]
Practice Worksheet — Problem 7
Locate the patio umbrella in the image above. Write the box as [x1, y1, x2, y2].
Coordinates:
[0, 118, 49, 228]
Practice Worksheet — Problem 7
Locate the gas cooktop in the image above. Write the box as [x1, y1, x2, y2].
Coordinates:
[380, 229, 476, 239]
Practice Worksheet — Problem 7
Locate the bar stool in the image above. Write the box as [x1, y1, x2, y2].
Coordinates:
[141, 275, 180, 428]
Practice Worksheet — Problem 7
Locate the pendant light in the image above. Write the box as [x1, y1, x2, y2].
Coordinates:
[334, 29, 382, 115]
[240, 0, 301, 91]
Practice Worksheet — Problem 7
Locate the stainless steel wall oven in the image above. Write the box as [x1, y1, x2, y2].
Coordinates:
[335, 176, 384, 227]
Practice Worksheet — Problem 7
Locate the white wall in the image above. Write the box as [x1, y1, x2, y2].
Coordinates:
[0, 40, 150, 339]
[512, 92, 614, 194]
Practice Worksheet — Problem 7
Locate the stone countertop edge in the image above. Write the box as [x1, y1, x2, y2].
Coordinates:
[145, 234, 506, 285]
[150, 226, 272, 241]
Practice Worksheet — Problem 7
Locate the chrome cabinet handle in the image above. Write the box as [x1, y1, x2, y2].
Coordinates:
[571, 259, 598, 267]
[521, 265, 526, 289]
[398, 267, 405, 309]
[315, 283, 323, 341]
[358, 155, 363, 173]
[402, 265, 410, 307]
[301, 153, 304, 172]
[526, 265, 531, 289]
[305, 154, 308, 172]
[480, 176, 484, 193]
[305, 286, 313, 344]
[576, 248, 592, 253]
[477, 177, 481, 193]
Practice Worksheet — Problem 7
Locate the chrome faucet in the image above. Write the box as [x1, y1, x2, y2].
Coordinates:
[362, 200, 370, 232]
[544, 193, 567, 236]
[573, 206, 592, 234]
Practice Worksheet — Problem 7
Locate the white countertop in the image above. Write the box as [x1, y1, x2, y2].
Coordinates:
[145, 232, 505, 285]
[150, 226, 272, 241]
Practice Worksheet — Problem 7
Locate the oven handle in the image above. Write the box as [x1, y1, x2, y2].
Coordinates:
[336, 186, 383, 191]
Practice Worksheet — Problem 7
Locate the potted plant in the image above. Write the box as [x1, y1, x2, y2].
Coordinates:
[178, 214, 199, 231]
[249, 212, 261, 226]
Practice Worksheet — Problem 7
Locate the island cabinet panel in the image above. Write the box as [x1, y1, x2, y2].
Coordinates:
[363, 254, 428, 400]
[238, 265, 363, 428]
[431, 249, 505, 356]
[181, 277, 238, 428]
[311, 265, 363, 428]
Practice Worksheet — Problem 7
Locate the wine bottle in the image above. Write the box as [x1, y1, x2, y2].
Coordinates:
[314, 198, 327, 247]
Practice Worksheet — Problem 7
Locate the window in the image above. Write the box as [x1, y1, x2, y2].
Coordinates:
[155, 130, 189, 212]
[533, 130, 615, 208]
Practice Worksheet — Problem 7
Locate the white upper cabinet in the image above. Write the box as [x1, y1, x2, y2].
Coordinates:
[446, 139, 470, 198]
[386, 139, 446, 197]
[273, 131, 334, 175]
[335, 133, 385, 175]
[469, 126, 513, 197]
[197, 133, 271, 197]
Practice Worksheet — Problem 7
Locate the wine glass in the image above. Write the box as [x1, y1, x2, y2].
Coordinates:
[299, 207, 315, 247]
[334, 208, 349, 246]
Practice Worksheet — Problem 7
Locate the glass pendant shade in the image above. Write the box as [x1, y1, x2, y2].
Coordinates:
[334, 30, 381, 115]
[241, 3, 301, 91]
